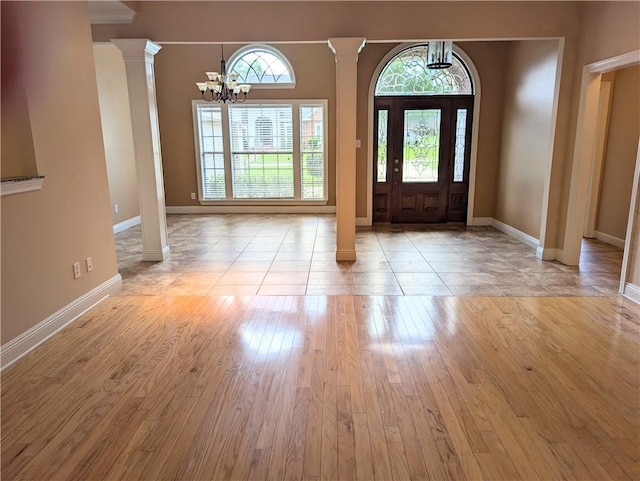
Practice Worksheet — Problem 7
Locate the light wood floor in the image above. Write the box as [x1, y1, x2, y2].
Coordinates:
[2, 294, 638, 480]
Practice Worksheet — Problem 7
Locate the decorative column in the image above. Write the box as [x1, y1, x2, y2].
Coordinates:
[112, 39, 170, 261]
[328, 37, 366, 262]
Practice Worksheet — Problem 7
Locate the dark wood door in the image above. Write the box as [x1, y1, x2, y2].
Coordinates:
[373, 96, 473, 223]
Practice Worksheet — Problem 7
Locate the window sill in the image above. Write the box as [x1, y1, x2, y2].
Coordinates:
[199, 199, 328, 206]
[1, 176, 45, 196]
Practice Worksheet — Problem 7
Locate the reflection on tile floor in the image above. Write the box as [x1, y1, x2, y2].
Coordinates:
[115, 214, 623, 297]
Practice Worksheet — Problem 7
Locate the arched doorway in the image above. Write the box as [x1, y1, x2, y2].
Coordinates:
[372, 44, 475, 223]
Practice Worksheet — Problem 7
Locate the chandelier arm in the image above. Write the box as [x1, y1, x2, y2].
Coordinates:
[197, 44, 251, 103]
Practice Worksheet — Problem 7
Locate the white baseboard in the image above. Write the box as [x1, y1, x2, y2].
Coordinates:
[536, 247, 560, 261]
[553, 249, 568, 264]
[1, 274, 123, 370]
[471, 217, 493, 226]
[490, 218, 539, 250]
[113, 215, 141, 234]
[595, 231, 625, 249]
[166, 205, 337, 215]
[142, 245, 171, 261]
[623, 282, 640, 304]
[356, 217, 370, 227]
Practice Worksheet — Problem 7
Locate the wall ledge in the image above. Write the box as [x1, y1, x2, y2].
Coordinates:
[1, 176, 45, 196]
[0, 274, 122, 370]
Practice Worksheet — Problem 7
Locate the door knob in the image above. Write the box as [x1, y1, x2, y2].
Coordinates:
[394, 167, 400, 172]
[394, 158, 400, 164]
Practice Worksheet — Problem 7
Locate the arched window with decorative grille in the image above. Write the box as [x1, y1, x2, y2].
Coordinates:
[227, 45, 296, 88]
[375, 45, 473, 96]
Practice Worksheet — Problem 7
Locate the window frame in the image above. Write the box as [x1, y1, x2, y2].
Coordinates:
[192, 99, 328, 206]
[227, 44, 296, 90]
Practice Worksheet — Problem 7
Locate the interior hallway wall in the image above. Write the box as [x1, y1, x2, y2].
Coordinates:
[494, 40, 560, 239]
[1, 1, 118, 345]
[595, 65, 639, 242]
[93, 43, 140, 226]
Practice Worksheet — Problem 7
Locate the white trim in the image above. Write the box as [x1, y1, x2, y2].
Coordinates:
[0, 274, 122, 370]
[623, 283, 640, 304]
[166, 205, 336, 214]
[620, 138, 640, 294]
[87, 1, 136, 25]
[470, 217, 492, 226]
[594, 231, 625, 249]
[365, 43, 480, 227]
[113, 215, 141, 234]
[356, 217, 369, 226]
[142, 246, 171, 262]
[490, 218, 539, 250]
[1, 177, 44, 196]
[563, 49, 640, 266]
[588, 51, 640, 74]
[536, 247, 560, 261]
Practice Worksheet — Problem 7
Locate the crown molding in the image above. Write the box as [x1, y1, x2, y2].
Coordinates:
[88, 1, 136, 24]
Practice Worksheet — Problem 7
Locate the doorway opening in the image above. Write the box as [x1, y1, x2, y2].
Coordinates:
[563, 50, 640, 298]
[372, 44, 475, 224]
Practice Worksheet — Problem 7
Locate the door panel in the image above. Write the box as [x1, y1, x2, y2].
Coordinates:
[373, 96, 473, 224]
[392, 106, 448, 223]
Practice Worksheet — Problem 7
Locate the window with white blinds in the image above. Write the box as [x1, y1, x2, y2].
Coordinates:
[193, 100, 327, 203]
[196, 106, 226, 199]
[229, 105, 294, 199]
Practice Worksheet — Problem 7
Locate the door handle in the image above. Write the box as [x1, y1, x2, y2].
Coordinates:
[394, 158, 400, 164]
[394, 167, 400, 172]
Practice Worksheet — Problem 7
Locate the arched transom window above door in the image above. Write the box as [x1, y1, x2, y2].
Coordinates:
[375, 44, 473, 96]
[227, 45, 296, 88]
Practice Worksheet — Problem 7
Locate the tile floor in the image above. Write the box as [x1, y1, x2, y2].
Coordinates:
[115, 214, 624, 297]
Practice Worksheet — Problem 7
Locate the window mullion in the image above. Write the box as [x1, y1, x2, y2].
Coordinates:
[292, 102, 301, 200]
[221, 104, 233, 199]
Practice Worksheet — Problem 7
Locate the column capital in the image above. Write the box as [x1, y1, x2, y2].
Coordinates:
[112, 39, 162, 62]
[328, 37, 366, 62]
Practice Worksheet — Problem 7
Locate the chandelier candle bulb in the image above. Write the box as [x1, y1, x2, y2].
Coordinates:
[197, 45, 250, 103]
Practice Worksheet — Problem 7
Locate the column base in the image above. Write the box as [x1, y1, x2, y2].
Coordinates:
[335, 249, 356, 262]
[142, 246, 171, 261]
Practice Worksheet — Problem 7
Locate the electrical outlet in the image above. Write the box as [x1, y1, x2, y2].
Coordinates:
[114, 204, 119, 214]
[86, 257, 93, 272]
[73, 262, 81, 279]
[191, 193, 196, 200]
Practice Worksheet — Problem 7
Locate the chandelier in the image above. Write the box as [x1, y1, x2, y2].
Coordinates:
[195, 45, 251, 103]
[426, 41, 453, 69]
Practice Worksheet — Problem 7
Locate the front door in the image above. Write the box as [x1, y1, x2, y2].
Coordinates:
[373, 96, 473, 223]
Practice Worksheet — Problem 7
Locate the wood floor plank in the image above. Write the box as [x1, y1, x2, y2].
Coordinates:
[352, 412, 375, 481]
[337, 384, 356, 481]
[2, 294, 638, 481]
[283, 387, 311, 481]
